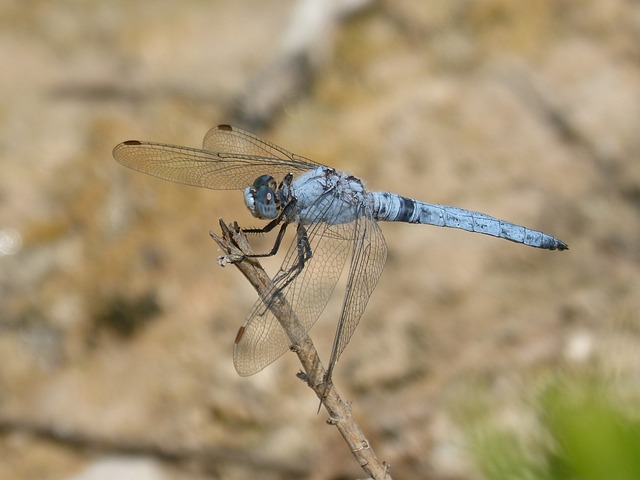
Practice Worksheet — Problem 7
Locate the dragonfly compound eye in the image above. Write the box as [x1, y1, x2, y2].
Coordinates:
[252, 174, 276, 190]
[244, 175, 280, 220]
[253, 184, 279, 219]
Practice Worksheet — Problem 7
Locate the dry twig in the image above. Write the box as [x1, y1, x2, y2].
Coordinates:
[210, 219, 392, 480]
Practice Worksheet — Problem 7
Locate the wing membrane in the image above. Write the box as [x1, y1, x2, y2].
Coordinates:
[203, 125, 320, 167]
[112, 125, 320, 191]
[328, 210, 387, 377]
[233, 194, 354, 376]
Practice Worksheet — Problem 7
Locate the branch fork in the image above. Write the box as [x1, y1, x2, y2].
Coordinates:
[209, 219, 392, 480]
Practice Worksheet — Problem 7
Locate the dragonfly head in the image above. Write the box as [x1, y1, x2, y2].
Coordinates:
[244, 175, 281, 220]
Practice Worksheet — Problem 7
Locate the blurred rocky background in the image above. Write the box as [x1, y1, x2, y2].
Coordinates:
[1, 0, 639, 479]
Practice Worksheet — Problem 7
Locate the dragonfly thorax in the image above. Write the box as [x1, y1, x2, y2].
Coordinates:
[244, 174, 282, 220]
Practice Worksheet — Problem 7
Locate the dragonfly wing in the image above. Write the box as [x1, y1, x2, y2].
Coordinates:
[112, 125, 320, 191]
[233, 200, 354, 376]
[203, 125, 321, 170]
[327, 209, 387, 378]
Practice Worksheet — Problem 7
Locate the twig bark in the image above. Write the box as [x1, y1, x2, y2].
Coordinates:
[210, 219, 392, 480]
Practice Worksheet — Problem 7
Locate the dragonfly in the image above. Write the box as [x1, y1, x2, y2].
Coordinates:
[113, 124, 567, 384]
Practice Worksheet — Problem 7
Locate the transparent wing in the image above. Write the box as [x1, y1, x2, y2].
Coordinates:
[112, 124, 321, 191]
[327, 209, 387, 377]
[233, 196, 355, 376]
[203, 124, 320, 167]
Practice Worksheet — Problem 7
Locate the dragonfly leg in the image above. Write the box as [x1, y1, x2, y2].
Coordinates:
[242, 215, 283, 235]
[244, 222, 289, 258]
[258, 224, 313, 317]
[273, 224, 312, 285]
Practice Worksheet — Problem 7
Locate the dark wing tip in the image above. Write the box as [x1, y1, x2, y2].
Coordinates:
[217, 124, 233, 131]
[234, 326, 246, 344]
[113, 140, 142, 161]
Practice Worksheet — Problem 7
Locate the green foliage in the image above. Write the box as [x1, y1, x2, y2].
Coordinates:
[470, 378, 640, 480]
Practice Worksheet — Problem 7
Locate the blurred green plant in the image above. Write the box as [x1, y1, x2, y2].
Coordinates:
[469, 377, 640, 480]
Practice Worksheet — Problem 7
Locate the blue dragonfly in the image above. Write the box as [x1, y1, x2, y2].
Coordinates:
[113, 125, 567, 384]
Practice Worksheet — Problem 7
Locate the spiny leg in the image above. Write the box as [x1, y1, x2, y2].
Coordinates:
[242, 196, 298, 258]
[273, 223, 313, 288]
[245, 222, 289, 258]
[259, 224, 313, 317]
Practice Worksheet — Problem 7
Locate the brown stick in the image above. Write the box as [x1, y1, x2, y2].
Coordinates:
[210, 219, 392, 480]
